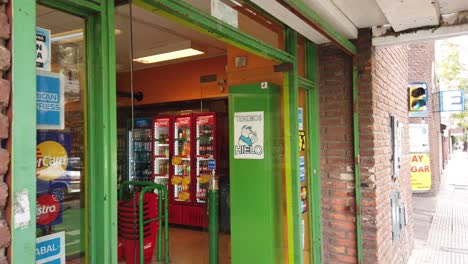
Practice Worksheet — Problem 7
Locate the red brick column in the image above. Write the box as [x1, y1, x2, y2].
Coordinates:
[357, 29, 414, 264]
[318, 43, 357, 263]
[0, 1, 11, 263]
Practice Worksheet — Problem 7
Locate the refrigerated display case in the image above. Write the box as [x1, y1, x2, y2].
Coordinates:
[194, 113, 217, 204]
[128, 118, 152, 182]
[152, 116, 172, 188]
[170, 115, 193, 204]
[151, 112, 227, 228]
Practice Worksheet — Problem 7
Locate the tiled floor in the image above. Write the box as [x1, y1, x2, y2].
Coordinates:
[121, 227, 231, 264]
[408, 151, 468, 264]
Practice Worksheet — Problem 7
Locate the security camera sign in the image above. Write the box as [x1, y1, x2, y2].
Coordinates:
[233, 111, 264, 159]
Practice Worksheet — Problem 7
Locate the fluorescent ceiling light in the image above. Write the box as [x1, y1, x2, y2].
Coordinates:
[133, 40, 205, 64]
[134, 48, 204, 64]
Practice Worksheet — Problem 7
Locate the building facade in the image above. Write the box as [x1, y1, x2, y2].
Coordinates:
[0, 1, 444, 263]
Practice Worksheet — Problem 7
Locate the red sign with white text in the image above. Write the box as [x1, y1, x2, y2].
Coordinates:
[37, 194, 61, 225]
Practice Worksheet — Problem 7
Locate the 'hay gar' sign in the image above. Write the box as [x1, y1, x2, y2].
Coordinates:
[410, 153, 432, 191]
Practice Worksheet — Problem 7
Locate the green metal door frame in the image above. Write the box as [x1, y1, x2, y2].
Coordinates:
[283, 27, 302, 264]
[132, 1, 329, 263]
[10, 0, 116, 263]
[10, 2, 37, 263]
[304, 41, 323, 264]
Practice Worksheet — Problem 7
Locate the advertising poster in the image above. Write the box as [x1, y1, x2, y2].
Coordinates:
[298, 108, 304, 131]
[299, 156, 306, 182]
[36, 27, 51, 71]
[300, 186, 308, 214]
[409, 124, 429, 153]
[37, 71, 65, 130]
[410, 153, 432, 191]
[36, 232, 65, 264]
[36, 132, 71, 226]
[233, 111, 264, 159]
[299, 131, 306, 151]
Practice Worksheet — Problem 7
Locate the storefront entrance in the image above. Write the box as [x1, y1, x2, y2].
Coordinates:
[114, 3, 287, 263]
[15, 0, 321, 263]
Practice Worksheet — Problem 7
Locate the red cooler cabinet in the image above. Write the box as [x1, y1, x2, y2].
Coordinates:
[151, 116, 172, 190]
[152, 112, 226, 228]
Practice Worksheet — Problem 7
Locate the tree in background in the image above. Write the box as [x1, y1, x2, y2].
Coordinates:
[436, 40, 468, 149]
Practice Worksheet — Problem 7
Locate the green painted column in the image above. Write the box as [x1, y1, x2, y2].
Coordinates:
[10, 1, 37, 263]
[229, 82, 283, 264]
[208, 174, 219, 264]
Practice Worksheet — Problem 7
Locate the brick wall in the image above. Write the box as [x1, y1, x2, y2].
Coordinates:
[318, 43, 357, 263]
[0, 1, 9, 264]
[408, 42, 441, 195]
[357, 29, 413, 263]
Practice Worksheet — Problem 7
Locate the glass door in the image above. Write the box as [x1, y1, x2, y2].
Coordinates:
[171, 115, 193, 203]
[299, 87, 312, 263]
[36, 5, 87, 262]
[152, 116, 172, 188]
[194, 113, 216, 204]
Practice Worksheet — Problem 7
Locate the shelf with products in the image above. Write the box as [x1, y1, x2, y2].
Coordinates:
[194, 113, 217, 205]
[171, 115, 192, 204]
[152, 116, 172, 191]
[128, 118, 153, 182]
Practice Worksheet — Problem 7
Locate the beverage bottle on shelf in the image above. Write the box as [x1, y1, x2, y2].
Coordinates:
[177, 128, 183, 155]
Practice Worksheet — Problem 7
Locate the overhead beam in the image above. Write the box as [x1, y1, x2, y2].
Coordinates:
[249, 0, 329, 44]
[301, 0, 358, 39]
[278, 0, 357, 55]
[372, 11, 468, 47]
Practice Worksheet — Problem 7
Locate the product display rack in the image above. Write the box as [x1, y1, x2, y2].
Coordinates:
[194, 113, 217, 204]
[128, 118, 153, 182]
[170, 114, 193, 204]
[150, 112, 226, 228]
[151, 116, 172, 189]
[117, 128, 127, 185]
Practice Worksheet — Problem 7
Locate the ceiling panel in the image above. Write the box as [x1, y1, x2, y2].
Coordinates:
[375, 0, 439, 32]
[37, 5, 84, 34]
[331, 0, 388, 28]
[438, 0, 468, 15]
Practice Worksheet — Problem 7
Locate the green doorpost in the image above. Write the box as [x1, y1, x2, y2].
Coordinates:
[11, 0, 117, 262]
[209, 172, 219, 264]
[10, 1, 37, 263]
[229, 82, 283, 264]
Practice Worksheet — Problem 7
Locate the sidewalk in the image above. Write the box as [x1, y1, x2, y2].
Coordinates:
[408, 151, 468, 264]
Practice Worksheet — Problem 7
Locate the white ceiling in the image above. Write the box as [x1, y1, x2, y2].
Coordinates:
[298, 0, 468, 45]
[37, 0, 468, 60]
[114, 5, 227, 72]
[37, 4, 227, 72]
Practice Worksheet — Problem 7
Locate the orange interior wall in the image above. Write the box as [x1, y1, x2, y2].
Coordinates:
[116, 45, 284, 106]
[226, 45, 283, 86]
[116, 56, 227, 106]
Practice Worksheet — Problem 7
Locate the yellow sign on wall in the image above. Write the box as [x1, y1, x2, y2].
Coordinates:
[410, 153, 431, 191]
